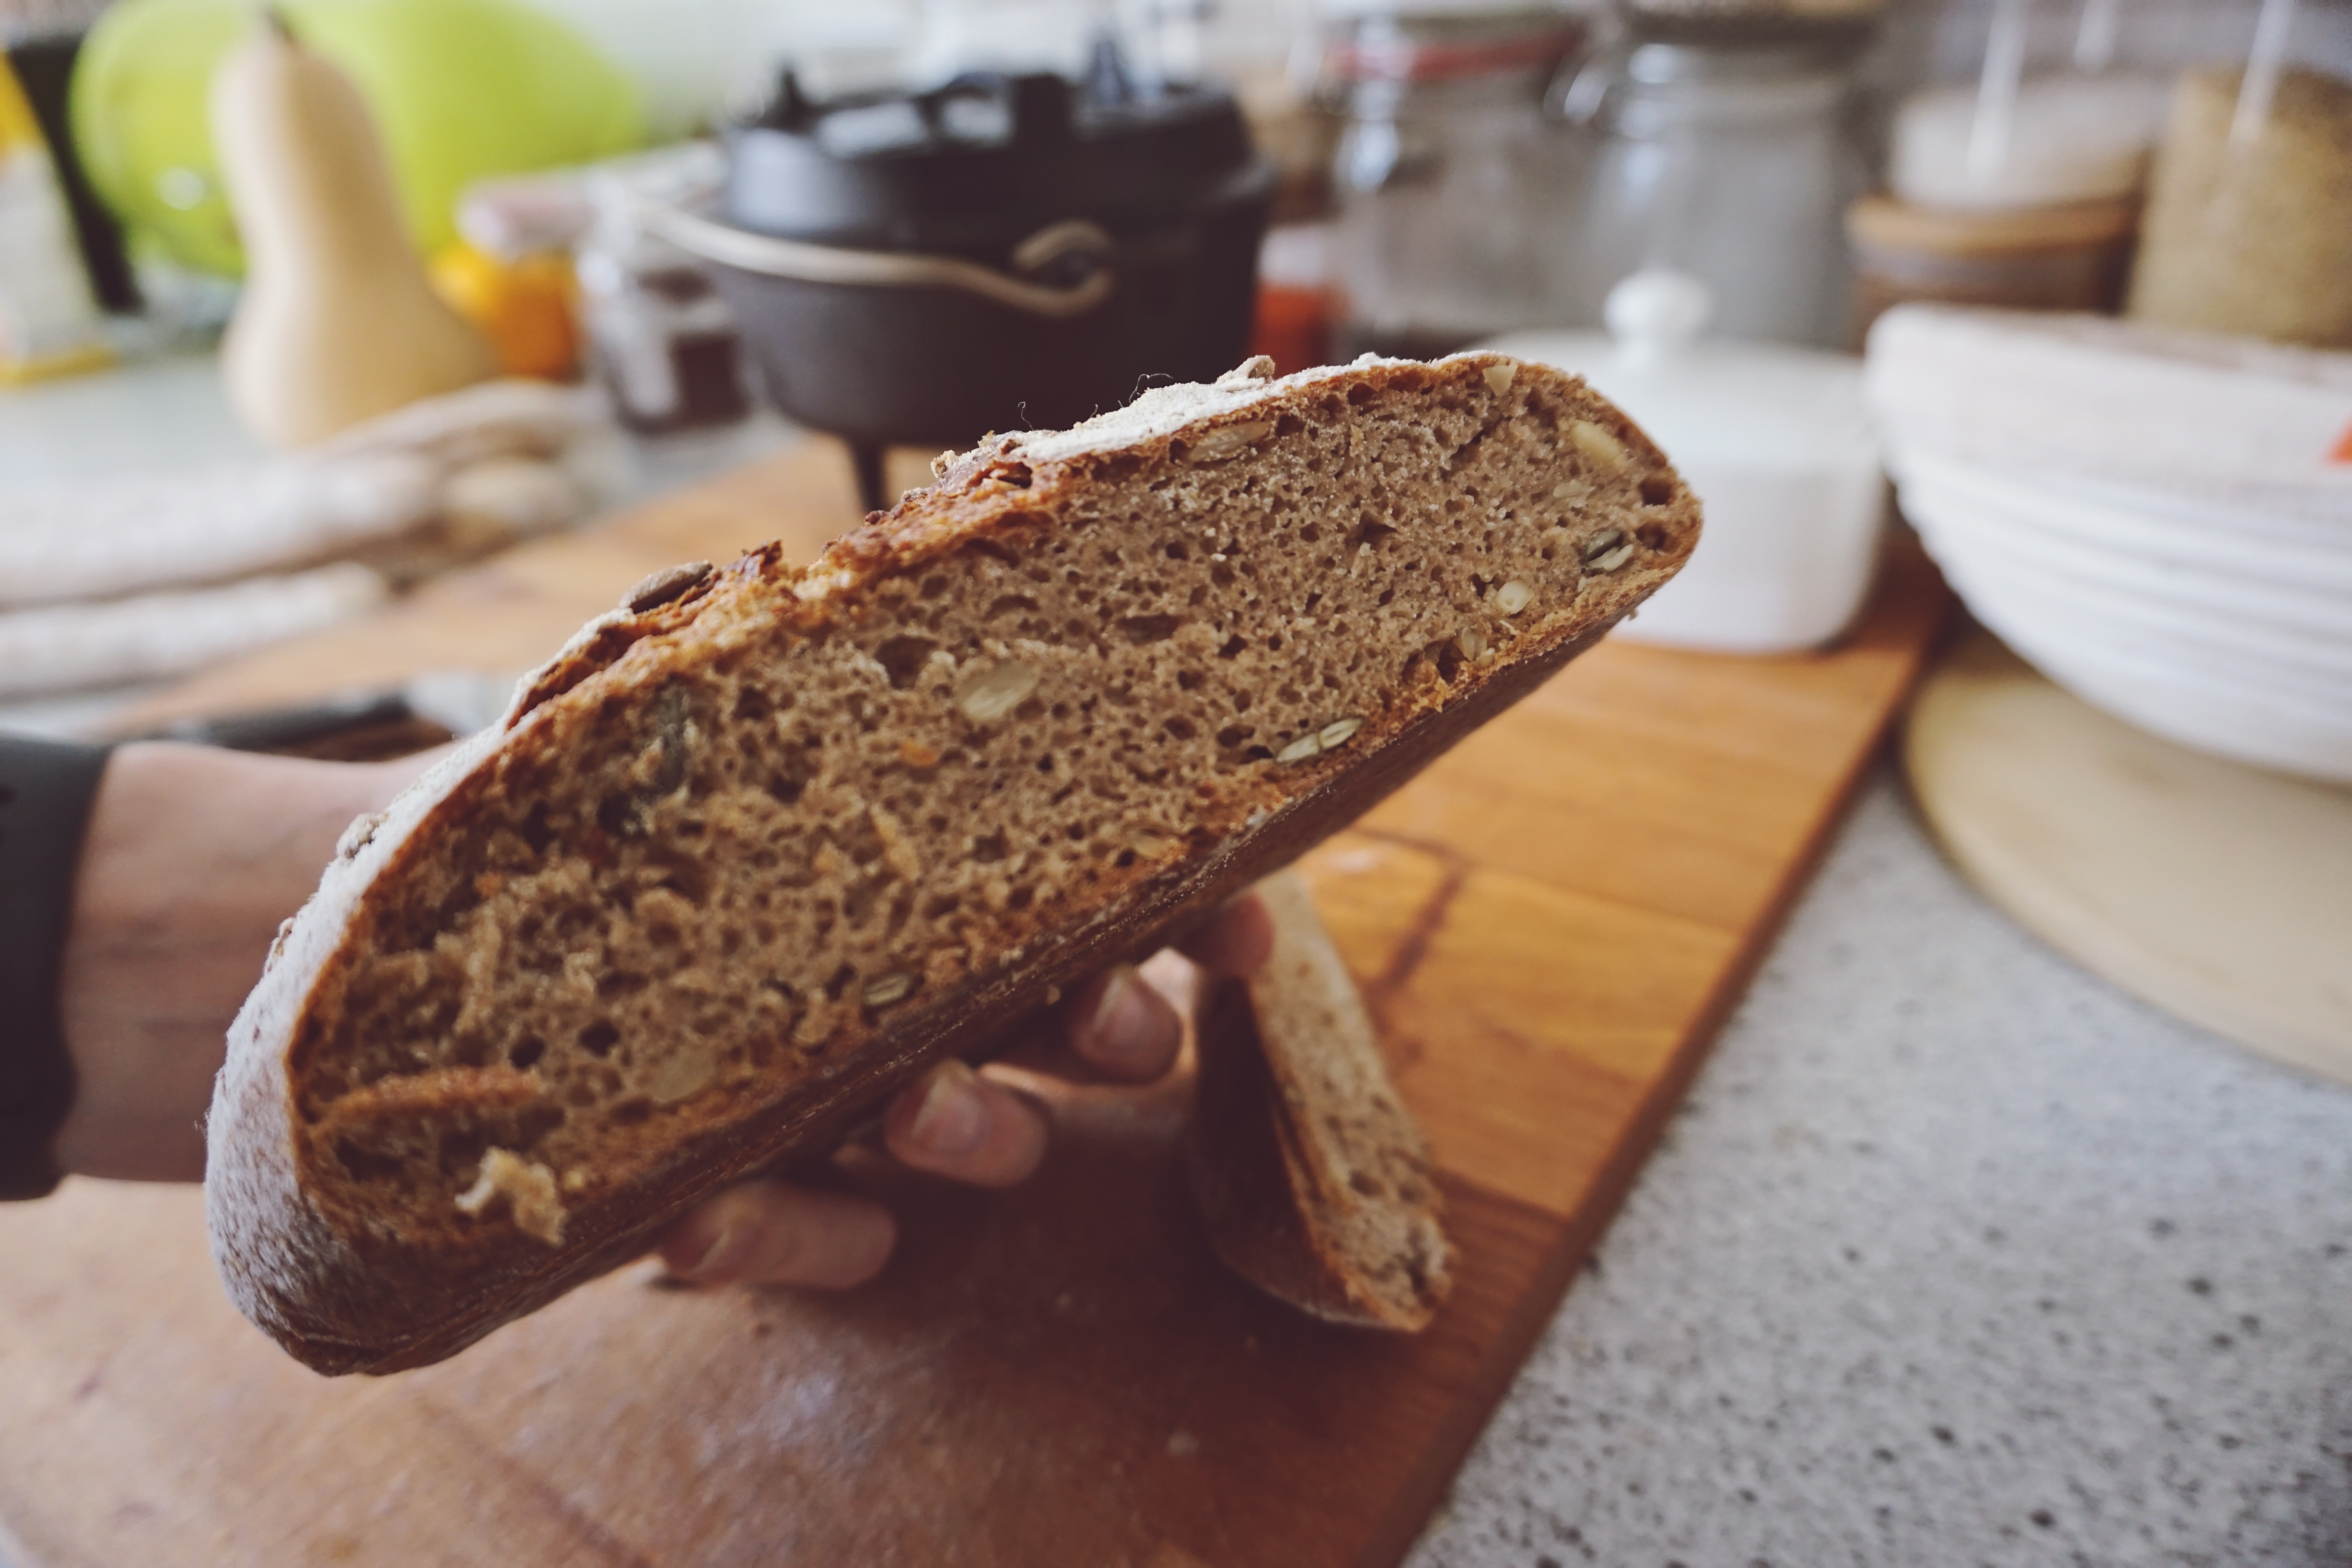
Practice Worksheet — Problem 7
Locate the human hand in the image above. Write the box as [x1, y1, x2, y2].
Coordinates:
[650, 892, 1273, 1289]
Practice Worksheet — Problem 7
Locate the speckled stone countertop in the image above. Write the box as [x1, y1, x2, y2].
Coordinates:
[1404, 770, 2352, 1568]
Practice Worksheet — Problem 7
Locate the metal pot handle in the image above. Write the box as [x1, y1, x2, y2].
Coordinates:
[640, 199, 1118, 320]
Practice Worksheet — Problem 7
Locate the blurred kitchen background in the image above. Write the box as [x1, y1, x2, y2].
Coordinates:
[5, 7, 2352, 1557]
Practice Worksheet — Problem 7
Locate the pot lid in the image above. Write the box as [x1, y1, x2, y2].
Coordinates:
[723, 61, 1270, 258]
[1484, 270, 1877, 473]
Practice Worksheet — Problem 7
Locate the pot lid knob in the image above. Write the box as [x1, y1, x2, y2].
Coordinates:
[1604, 269, 1712, 368]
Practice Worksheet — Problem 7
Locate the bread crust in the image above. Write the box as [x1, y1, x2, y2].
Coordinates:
[206, 353, 1698, 1373]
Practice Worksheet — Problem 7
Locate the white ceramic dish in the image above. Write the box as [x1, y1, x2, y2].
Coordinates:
[1890, 443, 2352, 592]
[1864, 305, 2352, 501]
[1922, 521, 2352, 705]
[1964, 620, 2352, 784]
[1899, 476, 2352, 781]
[1486, 271, 1886, 655]
[1897, 470, 2352, 653]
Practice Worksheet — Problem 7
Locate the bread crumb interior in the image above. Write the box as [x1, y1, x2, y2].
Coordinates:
[293, 361, 1690, 1240]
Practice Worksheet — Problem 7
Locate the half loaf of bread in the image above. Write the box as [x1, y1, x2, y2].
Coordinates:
[1189, 869, 1448, 1330]
[206, 351, 1699, 1373]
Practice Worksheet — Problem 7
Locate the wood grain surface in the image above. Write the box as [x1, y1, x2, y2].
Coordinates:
[0, 441, 1950, 1568]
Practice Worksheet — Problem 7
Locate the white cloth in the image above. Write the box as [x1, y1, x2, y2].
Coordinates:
[1864, 306, 2352, 524]
[0, 565, 388, 699]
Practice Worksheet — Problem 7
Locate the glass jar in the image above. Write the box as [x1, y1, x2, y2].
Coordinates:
[1558, 36, 1869, 346]
[1321, 6, 1587, 359]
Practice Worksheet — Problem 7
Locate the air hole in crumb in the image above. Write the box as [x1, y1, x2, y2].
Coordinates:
[1275, 412, 1304, 438]
[1637, 523, 1670, 550]
[1639, 475, 1674, 506]
[1119, 614, 1181, 644]
[874, 636, 938, 689]
[334, 1138, 403, 1182]
[578, 1021, 620, 1057]
[1164, 716, 1197, 741]
[1217, 635, 1246, 659]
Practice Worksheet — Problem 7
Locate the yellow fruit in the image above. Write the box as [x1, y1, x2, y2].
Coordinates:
[430, 242, 579, 381]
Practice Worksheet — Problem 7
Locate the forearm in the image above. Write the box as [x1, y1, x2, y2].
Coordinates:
[53, 742, 430, 1182]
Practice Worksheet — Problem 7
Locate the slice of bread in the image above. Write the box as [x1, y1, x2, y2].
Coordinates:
[206, 352, 1699, 1374]
[1188, 869, 1449, 1330]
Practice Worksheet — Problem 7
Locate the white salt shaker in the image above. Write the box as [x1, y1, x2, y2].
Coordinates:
[1483, 270, 1887, 653]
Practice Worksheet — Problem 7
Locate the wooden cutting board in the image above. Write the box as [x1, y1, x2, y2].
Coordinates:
[0, 443, 1950, 1568]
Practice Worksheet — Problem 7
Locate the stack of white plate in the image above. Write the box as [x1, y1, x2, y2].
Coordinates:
[1868, 307, 2352, 784]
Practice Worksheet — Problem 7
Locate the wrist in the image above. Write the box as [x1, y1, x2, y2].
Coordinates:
[53, 743, 434, 1183]
[0, 737, 113, 1199]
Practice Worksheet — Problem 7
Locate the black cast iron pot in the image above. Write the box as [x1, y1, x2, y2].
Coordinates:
[647, 65, 1276, 510]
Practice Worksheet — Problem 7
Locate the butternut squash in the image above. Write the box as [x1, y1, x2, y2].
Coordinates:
[211, 13, 495, 446]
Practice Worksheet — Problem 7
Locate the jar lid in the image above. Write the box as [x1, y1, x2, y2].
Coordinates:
[1318, 5, 1584, 84]
[1484, 270, 1876, 471]
[1619, 2, 1880, 55]
[1847, 192, 2140, 260]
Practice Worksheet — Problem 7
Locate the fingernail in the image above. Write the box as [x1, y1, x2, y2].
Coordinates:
[1087, 965, 1158, 1065]
[679, 1224, 740, 1282]
[906, 1059, 988, 1157]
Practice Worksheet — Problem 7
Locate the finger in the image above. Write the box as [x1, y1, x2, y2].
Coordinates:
[882, 1058, 1049, 1187]
[1177, 888, 1275, 977]
[1033, 962, 1185, 1084]
[657, 1180, 897, 1289]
